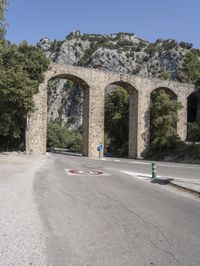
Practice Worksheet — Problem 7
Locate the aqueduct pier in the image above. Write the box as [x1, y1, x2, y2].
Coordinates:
[28, 63, 196, 158]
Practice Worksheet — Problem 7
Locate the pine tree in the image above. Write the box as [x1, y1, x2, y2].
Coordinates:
[179, 50, 200, 87]
[150, 90, 182, 151]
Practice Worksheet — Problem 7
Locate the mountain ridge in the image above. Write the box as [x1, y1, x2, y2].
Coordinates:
[37, 30, 197, 80]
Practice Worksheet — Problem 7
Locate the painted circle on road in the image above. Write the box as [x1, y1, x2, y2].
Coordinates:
[68, 169, 104, 176]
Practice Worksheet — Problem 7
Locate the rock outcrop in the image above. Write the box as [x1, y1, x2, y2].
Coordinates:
[37, 30, 195, 128]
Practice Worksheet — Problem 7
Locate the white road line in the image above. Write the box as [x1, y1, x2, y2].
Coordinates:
[129, 161, 150, 165]
[129, 161, 200, 169]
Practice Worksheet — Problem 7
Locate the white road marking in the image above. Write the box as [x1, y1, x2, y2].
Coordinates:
[129, 161, 200, 169]
[120, 170, 171, 181]
[120, 170, 153, 182]
[120, 170, 200, 186]
[64, 169, 110, 176]
[129, 161, 150, 165]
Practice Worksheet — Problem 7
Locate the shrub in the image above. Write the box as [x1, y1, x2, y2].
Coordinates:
[187, 122, 200, 142]
[179, 42, 193, 50]
[47, 120, 82, 152]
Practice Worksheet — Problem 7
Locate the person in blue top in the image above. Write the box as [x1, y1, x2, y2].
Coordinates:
[97, 143, 104, 158]
[97, 143, 104, 152]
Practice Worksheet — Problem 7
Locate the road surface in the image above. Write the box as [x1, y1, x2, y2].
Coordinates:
[35, 153, 200, 266]
[1, 153, 200, 265]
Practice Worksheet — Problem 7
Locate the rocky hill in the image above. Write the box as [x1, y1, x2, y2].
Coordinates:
[37, 30, 197, 128]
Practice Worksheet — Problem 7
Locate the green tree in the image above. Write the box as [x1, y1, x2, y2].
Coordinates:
[150, 90, 182, 151]
[0, 41, 49, 150]
[0, 0, 8, 39]
[105, 87, 129, 157]
[179, 50, 200, 87]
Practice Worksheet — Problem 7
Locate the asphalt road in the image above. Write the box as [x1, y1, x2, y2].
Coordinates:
[33, 153, 200, 266]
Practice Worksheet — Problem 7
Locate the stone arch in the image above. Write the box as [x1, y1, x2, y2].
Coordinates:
[104, 80, 138, 158]
[28, 71, 92, 156]
[48, 73, 91, 89]
[48, 73, 91, 156]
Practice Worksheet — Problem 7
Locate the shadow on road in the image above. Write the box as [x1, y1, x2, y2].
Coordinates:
[151, 178, 173, 185]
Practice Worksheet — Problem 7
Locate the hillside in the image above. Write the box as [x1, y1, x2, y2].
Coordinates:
[37, 30, 199, 128]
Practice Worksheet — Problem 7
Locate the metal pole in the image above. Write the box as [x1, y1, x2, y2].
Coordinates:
[152, 162, 157, 179]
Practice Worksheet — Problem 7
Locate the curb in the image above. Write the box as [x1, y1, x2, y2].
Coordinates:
[152, 177, 200, 195]
[170, 180, 200, 195]
[169, 181, 200, 197]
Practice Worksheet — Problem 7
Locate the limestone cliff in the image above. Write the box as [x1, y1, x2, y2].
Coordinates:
[37, 30, 196, 128]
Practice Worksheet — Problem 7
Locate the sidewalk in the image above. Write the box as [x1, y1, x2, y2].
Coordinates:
[155, 175, 200, 195]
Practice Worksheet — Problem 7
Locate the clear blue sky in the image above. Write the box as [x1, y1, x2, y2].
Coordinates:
[6, 0, 200, 48]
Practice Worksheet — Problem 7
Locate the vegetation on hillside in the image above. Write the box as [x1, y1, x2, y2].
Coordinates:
[179, 49, 200, 86]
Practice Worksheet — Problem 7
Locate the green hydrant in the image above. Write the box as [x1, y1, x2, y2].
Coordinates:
[152, 162, 157, 179]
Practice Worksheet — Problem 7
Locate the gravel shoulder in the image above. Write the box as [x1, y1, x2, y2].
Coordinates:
[0, 153, 48, 266]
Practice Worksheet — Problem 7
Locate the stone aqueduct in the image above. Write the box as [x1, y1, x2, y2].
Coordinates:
[28, 63, 196, 158]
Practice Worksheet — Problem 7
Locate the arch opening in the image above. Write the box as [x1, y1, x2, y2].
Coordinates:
[150, 87, 179, 150]
[104, 81, 138, 158]
[46, 74, 90, 156]
[187, 91, 200, 142]
[151, 87, 177, 101]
